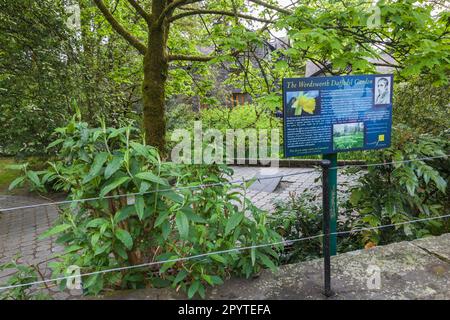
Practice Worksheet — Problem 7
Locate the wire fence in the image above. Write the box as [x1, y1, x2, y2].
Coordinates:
[0, 169, 319, 213]
[0, 154, 447, 213]
[0, 154, 448, 294]
[1, 212, 449, 292]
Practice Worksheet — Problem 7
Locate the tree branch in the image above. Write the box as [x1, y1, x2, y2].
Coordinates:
[156, 0, 203, 27]
[127, 0, 152, 25]
[169, 9, 274, 23]
[168, 54, 215, 62]
[93, 0, 147, 55]
[247, 0, 292, 15]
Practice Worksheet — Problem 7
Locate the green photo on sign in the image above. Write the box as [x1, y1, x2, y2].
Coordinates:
[332, 122, 364, 151]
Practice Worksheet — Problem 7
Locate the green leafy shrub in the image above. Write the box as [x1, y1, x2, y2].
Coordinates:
[394, 77, 450, 135]
[346, 125, 450, 245]
[201, 104, 281, 132]
[269, 125, 449, 263]
[270, 191, 323, 263]
[269, 188, 360, 264]
[0, 259, 51, 300]
[200, 104, 282, 160]
[8, 116, 281, 298]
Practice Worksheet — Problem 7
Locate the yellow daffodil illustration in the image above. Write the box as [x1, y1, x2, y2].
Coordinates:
[293, 94, 316, 115]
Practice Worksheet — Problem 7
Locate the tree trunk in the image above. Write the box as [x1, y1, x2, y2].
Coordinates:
[142, 1, 169, 155]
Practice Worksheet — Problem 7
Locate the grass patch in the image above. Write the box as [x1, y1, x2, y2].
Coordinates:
[333, 132, 364, 150]
[0, 157, 23, 192]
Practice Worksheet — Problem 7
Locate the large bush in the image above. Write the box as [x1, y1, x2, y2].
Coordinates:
[346, 125, 449, 245]
[394, 77, 450, 135]
[0, 0, 75, 156]
[9, 117, 281, 298]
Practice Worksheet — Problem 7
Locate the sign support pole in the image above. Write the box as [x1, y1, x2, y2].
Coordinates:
[321, 159, 333, 297]
[323, 153, 337, 256]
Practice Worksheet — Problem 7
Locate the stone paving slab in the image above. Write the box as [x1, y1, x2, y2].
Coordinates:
[0, 195, 82, 299]
[229, 166, 322, 212]
[411, 235, 450, 262]
[248, 176, 282, 193]
[98, 233, 450, 300]
[0, 195, 62, 266]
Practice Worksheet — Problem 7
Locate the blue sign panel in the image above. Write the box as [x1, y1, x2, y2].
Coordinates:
[282, 74, 393, 157]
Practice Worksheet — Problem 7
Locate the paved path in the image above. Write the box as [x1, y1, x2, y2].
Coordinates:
[0, 195, 80, 299]
[0, 195, 61, 266]
[230, 166, 356, 212]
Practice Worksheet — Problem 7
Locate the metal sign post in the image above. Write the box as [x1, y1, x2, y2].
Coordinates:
[323, 153, 337, 256]
[281, 74, 394, 297]
[321, 159, 333, 297]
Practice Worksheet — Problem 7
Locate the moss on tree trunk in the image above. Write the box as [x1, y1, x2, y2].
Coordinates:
[142, 1, 169, 155]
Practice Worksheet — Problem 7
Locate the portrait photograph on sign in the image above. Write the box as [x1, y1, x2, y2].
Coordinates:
[282, 74, 393, 157]
[374, 76, 391, 105]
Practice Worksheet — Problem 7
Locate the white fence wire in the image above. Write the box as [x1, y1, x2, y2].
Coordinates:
[0, 154, 448, 292]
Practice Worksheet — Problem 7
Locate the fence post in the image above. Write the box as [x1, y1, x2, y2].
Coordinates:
[321, 159, 333, 297]
[323, 153, 337, 255]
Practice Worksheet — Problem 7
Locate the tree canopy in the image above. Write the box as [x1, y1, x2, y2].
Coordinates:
[0, 0, 449, 155]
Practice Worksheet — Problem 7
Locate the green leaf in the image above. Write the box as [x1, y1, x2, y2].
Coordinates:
[64, 245, 82, 253]
[198, 283, 206, 298]
[161, 221, 170, 240]
[210, 254, 227, 264]
[46, 138, 64, 149]
[210, 275, 223, 285]
[26, 171, 40, 186]
[139, 181, 151, 194]
[83, 152, 108, 183]
[202, 275, 223, 286]
[100, 176, 130, 197]
[135, 172, 169, 186]
[251, 247, 256, 266]
[38, 224, 71, 240]
[135, 195, 145, 220]
[115, 244, 128, 260]
[350, 189, 363, 206]
[155, 210, 170, 227]
[173, 270, 188, 285]
[114, 205, 135, 224]
[91, 233, 100, 247]
[130, 142, 157, 162]
[257, 252, 277, 271]
[225, 213, 244, 235]
[115, 229, 133, 250]
[94, 244, 110, 256]
[188, 280, 200, 299]
[176, 211, 189, 239]
[8, 176, 25, 190]
[162, 191, 184, 204]
[107, 127, 127, 139]
[201, 274, 220, 286]
[84, 274, 104, 294]
[86, 218, 108, 228]
[181, 206, 206, 223]
[104, 155, 123, 179]
[84, 274, 99, 289]
[159, 256, 177, 274]
[432, 175, 447, 193]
